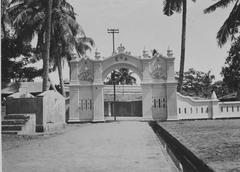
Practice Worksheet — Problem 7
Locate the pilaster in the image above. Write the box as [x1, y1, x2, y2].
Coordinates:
[166, 82, 178, 120]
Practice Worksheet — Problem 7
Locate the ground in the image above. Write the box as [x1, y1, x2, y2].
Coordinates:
[159, 119, 240, 172]
[2, 121, 177, 172]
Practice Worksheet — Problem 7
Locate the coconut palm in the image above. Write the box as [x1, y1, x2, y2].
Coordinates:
[8, 0, 83, 94]
[75, 36, 95, 57]
[204, 0, 240, 47]
[1, 0, 11, 38]
[105, 68, 136, 85]
[162, 0, 196, 93]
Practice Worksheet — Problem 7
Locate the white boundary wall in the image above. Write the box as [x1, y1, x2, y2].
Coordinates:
[177, 93, 240, 120]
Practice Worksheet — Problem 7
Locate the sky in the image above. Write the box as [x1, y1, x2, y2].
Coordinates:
[46, 0, 234, 83]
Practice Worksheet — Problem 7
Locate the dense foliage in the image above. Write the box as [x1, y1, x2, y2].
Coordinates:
[221, 37, 240, 100]
[176, 68, 215, 98]
[1, 32, 42, 83]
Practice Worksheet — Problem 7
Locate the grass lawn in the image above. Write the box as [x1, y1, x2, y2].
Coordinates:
[159, 119, 240, 172]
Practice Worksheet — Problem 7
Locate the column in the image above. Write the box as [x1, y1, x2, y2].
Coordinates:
[211, 91, 219, 119]
[142, 83, 153, 120]
[92, 84, 105, 122]
[166, 83, 178, 120]
[69, 86, 80, 122]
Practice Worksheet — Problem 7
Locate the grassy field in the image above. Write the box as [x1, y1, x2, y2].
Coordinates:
[159, 119, 240, 172]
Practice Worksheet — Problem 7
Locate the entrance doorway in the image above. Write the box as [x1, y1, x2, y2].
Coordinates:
[103, 68, 142, 118]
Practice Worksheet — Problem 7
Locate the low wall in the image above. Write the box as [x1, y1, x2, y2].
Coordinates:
[149, 121, 214, 172]
[177, 93, 240, 120]
[6, 90, 65, 132]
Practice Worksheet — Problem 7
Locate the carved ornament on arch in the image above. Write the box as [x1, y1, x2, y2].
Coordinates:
[149, 58, 167, 80]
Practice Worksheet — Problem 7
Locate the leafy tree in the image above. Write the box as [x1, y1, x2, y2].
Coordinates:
[105, 68, 136, 85]
[162, 0, 196, 93]
[1, 32, 42, 82]
[8, 0, 85, 95]
[211, 80, 233, 99]
[176, 68, 215, 98]
[204, 0, 240, 47]
[221, 36, 240, 100]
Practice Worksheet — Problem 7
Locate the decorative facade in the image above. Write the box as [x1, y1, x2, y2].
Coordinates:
[69, 45, 178, 122]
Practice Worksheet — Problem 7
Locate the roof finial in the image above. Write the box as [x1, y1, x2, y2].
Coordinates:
[167, 46, 173, 57]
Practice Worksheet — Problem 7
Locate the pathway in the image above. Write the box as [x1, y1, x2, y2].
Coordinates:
[3, 121, 176, 172]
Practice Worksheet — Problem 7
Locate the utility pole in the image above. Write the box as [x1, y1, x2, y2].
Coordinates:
[107, 28, 119, 121]
[107, 28, 119, 54]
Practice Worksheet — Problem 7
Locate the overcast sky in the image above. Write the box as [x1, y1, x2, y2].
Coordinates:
[47, 0, 234, 83]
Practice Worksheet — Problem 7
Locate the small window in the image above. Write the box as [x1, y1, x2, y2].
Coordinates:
[196, 107, 198, 114]
[206, 107, 208, 113]
[221, 107, 223, 112]
[190, 108, 193, 114]
[184, 108, 187, 114]
[201, 107, 203, 113]
[179, 108, 181, 114]
[226, 107, 228, 112]
[90, 99, 92, 110]
[154, 99, 156, 108]
[232, 106, 234, 112]
[159, 99, 161, 108]
[237, 106, 239, 112]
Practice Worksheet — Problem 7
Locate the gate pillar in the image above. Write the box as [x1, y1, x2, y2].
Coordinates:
[92, 61, 104, 122]
[92, 84, 104, 122]
[166, 83, 178, 120]
[142, 83, 153, 120]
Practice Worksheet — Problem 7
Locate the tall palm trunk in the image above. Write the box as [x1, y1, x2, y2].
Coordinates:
[1, 16, 7, 38]
[178, 0, 187, 93]
[57, 56, 66, 97]
[42, 0, 53, 91]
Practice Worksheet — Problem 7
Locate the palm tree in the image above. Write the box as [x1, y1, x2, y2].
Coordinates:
[204, 0, 240, 47]
[1, 0, 10, 38]
[75, 36, 95, 57]
[8, 0, 83, 94]
[42, 0, 52, 91]
[105, 68, 136, 85]
[162, 0, 196, 93]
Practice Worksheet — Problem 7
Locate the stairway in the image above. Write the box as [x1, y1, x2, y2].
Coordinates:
[2, 114, 35, 135]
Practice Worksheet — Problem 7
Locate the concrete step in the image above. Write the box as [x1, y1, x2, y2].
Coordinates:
[2, 119, 26, 125]
[4, 114, 30, 120]
[2, 125, 23, 131]
[2, 131, 19, 134]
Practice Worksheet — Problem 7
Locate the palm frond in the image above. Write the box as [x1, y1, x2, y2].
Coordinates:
[216, 1, 240, 47]
[163, 0, 182, 16]
[204, 0, 236, 14]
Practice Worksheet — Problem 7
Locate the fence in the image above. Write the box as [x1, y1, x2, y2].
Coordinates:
[177, 92, 240, 120]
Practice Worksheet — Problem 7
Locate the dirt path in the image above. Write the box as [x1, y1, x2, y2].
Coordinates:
[3, 121, 176, 172]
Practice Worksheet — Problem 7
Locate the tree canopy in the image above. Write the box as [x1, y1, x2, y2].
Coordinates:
[221, 36, 240, 100]
[1, 31, 42, 83]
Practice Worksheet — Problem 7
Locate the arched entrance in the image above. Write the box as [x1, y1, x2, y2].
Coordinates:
[68, 46, 178, 122]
